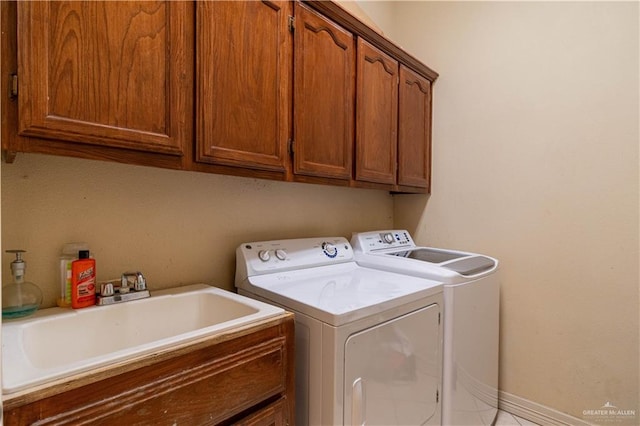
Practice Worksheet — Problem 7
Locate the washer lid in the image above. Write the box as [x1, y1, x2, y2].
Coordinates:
[387, 248, 467, 263]
[240, 262, 442, 326]
[388, 249, 496, 276]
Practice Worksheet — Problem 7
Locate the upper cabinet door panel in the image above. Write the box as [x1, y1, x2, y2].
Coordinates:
[355, 38, 398, 185]
[293, 2, 355, 180]
[17, 1, 191, 155]
[196, 1, 292, 172]
[398, 65, 432, 189]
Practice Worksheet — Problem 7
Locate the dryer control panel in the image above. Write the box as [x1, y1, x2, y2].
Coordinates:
[351, 230, 416, 252]
[236, 237, 353, 280]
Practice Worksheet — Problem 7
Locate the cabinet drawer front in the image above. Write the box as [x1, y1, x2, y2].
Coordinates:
[4, 336, 288, 426]
[232, 397, 288, 426]
[17, 1, 191, 155]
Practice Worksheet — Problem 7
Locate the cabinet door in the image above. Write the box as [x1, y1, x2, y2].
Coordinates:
[293, 3, 355, 180]
[196, 1, 292, 172]
[355, 38, 398, 185]
[398, 65, 432, 190]
[16, 1, 191, 156]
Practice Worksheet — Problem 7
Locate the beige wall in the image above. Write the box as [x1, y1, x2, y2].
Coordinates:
[1, 154, 393, 306]
[336, 0, 394, 37]
[357, 0, 639, 422]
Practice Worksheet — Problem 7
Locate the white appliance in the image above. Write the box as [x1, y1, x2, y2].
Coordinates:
[351, 230, 500, 426]
[235, 237, 444, 426]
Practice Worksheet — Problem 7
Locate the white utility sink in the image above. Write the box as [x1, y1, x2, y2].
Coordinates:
[2, 284, 284, 394]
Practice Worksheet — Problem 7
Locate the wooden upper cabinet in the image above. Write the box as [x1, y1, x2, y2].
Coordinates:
[293, 2, 355, 180]
[196, 1, 292, 173]
[16, 1, 191, 156]
[355, 38, 399, 186]
[4, 0, 437, 192]
[398, 65, 432, 190]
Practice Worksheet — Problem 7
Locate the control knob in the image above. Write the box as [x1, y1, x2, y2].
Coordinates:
[275, 249, 287, 261]
[382, 233, 395, 244]
[258, 250, 271, 262]
[322, 242, 338, 258]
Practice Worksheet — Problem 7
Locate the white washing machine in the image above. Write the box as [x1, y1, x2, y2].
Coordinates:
[351, 230, 500, 426]
[235, 237, 444, 426]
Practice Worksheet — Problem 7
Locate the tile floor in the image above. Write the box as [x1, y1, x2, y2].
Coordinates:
[495, 409, 541, 426]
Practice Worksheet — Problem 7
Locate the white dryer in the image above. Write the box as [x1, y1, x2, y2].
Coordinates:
[351, 230, 500, 426]
[235, 237, 444, 426]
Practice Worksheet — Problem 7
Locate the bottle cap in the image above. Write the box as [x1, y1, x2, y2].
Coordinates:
[78, 250, 90, 259]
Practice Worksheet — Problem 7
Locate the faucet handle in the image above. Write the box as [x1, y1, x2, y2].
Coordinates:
[121, 272, 146, 292]
[100, 282, 115, 297]
[134, 273, 146, 291]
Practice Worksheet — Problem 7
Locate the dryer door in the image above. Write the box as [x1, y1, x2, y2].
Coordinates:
[344, 303, 441, 426]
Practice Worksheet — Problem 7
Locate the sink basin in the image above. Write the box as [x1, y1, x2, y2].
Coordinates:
[2, 284, 284, 394]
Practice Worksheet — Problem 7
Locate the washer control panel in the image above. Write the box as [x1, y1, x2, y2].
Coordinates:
[238, 237, 353, 276]
[351, 230, 415, 252]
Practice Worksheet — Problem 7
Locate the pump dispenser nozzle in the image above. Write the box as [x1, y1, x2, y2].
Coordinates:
[2, 249, 43, 319]
[7, 249, 26, 282]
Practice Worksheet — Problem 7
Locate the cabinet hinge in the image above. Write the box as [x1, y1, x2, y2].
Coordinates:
[438, 312, 441, 324]
[288, 16, 295, 33]
[10, 73, 18, 98]
[436, 389, 439, 403]
[288, 139, 294, 156]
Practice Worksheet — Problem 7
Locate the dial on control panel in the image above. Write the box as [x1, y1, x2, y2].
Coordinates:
[258, 249, 286, 262]
[275, 249, 287, 261]
[322, 242, 337, 258]
[258, 250, 270, 262]
[382, 233, 395, 244]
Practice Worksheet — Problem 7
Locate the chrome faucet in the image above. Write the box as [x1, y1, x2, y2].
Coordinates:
[121, 271, 147, 292]
[96, 272, 150, 306]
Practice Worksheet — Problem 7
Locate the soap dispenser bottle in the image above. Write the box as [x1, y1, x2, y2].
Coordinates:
[2, 249, 43, 319]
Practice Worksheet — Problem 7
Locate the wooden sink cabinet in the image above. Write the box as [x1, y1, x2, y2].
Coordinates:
[2, 313, 295, 426]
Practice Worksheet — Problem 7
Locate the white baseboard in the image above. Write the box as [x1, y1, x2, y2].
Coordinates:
[498, 390, 594, 426]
